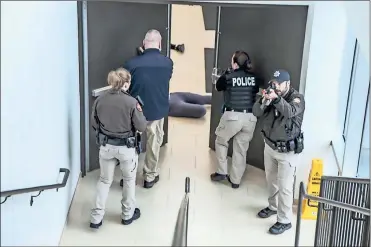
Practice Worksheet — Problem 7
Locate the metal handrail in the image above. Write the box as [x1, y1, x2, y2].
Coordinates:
[0, 168, 70, 206]
[321, 175, 369, 183]
[329, 141, 343, 176]
[172, 177, 190, 247]
[294, 181, 370, 246]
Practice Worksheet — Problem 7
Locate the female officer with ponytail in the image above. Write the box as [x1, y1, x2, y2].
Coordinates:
[210, 51, 260, 189]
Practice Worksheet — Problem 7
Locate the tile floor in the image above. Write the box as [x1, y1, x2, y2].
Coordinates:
[60, 109, 316, 246]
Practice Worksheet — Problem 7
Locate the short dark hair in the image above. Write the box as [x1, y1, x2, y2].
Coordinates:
[233, 50, 252, 71]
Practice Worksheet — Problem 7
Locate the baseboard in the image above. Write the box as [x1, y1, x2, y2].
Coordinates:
[59, 172, 82, 245]
[293, 199, 299, 205]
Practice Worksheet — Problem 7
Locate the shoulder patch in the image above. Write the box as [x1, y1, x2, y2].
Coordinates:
[136, 103, 143, 112]
[293, 98, 301, 104]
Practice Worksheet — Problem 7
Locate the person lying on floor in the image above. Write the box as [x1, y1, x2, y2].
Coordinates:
[135, 45, 211, 119]
[119, 91, 211, 187]
[169, 92, 211, 118]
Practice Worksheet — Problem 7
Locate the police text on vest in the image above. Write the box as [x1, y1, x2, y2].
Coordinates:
[232, 77, 255, 87]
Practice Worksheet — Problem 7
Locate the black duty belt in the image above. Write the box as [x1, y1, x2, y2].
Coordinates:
[98, 133, 135, 147]
[106, 137, 134, 146]
[261, 131, 296, 153]
[224, 107, 252, 113]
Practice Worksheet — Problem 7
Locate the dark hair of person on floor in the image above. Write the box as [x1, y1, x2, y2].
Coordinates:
[232, 50, 253, 72]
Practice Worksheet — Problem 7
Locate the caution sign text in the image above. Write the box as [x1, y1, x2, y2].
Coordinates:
[302, 159, 323, 220]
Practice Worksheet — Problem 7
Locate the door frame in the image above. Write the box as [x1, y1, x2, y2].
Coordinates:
[78, 1, 172, 176]
[212, 3, 313, 96]
[77, 0, 314, 176]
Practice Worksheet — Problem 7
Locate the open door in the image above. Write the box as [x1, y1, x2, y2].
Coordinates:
[209, 4, 308, 170]
[82, 2, 171, 172]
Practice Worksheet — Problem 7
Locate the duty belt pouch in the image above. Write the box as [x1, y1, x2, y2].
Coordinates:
[276, 141, 288, 153]
[294, 132, 304, 154]
[126, 137, 136, 149]
[288, 140, 295, 152]
[280, 141, 288, 153]
[97, 133, 108, 146]
[276, 142, 283, 153]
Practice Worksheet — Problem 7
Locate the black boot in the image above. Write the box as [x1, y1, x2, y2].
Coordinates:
[210, 172, 227, 182]
[257, 207, 277, 218]
[89, 221, 102, 229]
[269, 222, 292, 235]
[227, 175, 240, 189]
[143, 175, 160, 189]
[122, 208, 141, 225]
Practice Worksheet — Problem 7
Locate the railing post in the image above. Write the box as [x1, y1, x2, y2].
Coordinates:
[172, 177, 190, 247]
[185, 177, 190, 194]
[295, 182, 305, 247]
[328, 180, 340, 246]
[313, 179, 325, 246]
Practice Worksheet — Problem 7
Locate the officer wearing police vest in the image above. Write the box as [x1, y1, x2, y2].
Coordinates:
[252, 69, 305, 235]
[90, 68, 147, 229]
[210, 51, 259, 189]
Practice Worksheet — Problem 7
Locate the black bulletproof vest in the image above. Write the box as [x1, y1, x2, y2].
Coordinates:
[224, 69, 259, 111]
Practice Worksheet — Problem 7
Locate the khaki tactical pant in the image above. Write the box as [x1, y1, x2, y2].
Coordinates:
[91, 144, 138, 223]
[264, 143, 298, 224]
[215, 111, 257, 184]
[143, 118, 164, 182]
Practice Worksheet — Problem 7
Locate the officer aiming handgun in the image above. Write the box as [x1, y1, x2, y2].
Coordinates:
[252, 69, 306, 235]
[260, 80, 277, 109]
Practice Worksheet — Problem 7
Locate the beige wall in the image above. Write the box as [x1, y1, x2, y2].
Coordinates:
[170, 5, 214, 94]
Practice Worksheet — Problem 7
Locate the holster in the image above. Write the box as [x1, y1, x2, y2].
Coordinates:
[294, 132, 304, 154]
[135, 132, 142, 154]
[96, 130, 108, 146]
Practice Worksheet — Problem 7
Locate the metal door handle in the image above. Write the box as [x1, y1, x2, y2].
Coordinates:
[211, 67, 222, 85]
[92, 86, 112, 97]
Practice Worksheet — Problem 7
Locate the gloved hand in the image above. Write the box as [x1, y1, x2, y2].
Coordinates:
[170, 43, 185, 53]
[222, 67, 233, 75]
[175, 44, 185, 53]
[136, 46, 144, 56]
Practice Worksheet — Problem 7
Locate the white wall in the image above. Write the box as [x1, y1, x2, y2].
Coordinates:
[1, 1, 80, 245]
[297, 1, 369, 196]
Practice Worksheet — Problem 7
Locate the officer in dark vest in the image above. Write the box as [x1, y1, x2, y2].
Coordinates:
[252, 69, 305, 235]
[210, 51, 260, 189]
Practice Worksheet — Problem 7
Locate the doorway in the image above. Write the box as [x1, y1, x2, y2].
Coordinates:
[78, 1, 309, 175]
[209, 4, 308, 170]
[78, 1, 171, 174]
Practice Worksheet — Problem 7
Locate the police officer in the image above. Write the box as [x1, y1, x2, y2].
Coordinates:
[252, 69, 305, 235]
[90, 68, 147, 229]
[124, 29, 173, 189]
[210, 51, 259, 189]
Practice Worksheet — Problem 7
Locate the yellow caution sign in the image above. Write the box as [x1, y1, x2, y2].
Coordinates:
[301, 159, 323, 220]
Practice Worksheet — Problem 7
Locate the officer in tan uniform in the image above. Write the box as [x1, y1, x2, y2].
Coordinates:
[90, 68, 147, 229]
[210, 51, 259, 189]
[252, 69, 305, 235]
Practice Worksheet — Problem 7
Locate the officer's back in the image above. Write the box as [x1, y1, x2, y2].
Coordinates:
[90, 68, 147, 229]
[95, 89, 146, 138]
[211, 51, 260, 189]
[124, 30, 173, 121]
